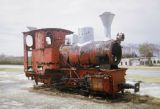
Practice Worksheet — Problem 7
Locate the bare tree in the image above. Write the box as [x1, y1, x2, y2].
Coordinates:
[139, 42, 154, 65]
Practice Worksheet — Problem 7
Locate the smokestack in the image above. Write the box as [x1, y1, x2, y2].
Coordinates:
[99, 12, 115, 38]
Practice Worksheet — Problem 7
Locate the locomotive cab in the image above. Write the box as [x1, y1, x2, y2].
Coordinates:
[23, 28, 73, 76]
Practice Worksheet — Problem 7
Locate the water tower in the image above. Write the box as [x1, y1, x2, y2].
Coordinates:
[99, 12, 115, 39]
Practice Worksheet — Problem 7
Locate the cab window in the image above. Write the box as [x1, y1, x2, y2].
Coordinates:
[46, 32, 53, 46]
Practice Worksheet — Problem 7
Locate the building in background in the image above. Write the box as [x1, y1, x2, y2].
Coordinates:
[72, 34, 79, 44]
[120, 57, 160, 66]
[78, 27, 94, 43]
[70, 27, 94, 44]
[120, 58, 140, 66]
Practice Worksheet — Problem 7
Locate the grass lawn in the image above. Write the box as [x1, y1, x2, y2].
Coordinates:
[120, 65, 160, 70]
[0, 67, 23, 72]
[123, 65, 160, 83]
[126, 74, 160, 83]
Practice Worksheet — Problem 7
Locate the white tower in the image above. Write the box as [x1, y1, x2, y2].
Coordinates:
[99, 12, 115, 38]
[72, 34, 79, 44]
[78, 27, 94, 43]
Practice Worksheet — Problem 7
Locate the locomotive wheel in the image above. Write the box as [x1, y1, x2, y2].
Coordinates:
[79, 89, 89, 97]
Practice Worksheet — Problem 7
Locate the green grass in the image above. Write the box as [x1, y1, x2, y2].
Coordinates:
[126, 74, 160, 83]
[120, 65, 160, 83]
[0, 68, 23, 72]
[120, 65, 160, 70]
[0, 55, 23, 65]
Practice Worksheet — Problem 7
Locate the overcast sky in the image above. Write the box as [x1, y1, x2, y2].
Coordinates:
[0, 0, 160, 56]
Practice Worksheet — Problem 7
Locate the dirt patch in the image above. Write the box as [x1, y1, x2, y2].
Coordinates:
[29, 84, 160, 106]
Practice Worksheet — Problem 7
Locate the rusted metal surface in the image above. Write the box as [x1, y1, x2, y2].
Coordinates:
[23, 28, 73, 75]
[23, 28, 139, 96]
[60, 40, 122, 68]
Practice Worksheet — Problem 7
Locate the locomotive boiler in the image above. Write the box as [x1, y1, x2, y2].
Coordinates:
[23, 12, 140, 96]
[60, 39, 122, 68]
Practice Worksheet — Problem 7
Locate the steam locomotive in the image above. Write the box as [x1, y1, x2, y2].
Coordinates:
[23, 12, 140, 96]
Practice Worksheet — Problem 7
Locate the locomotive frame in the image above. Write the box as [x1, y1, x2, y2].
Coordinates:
[23, 28, 140, 96]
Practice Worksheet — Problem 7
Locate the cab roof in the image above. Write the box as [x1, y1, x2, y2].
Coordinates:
[23, 28, 73, 35]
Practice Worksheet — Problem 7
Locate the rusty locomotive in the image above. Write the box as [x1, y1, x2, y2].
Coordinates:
[23, 12, 140, 96]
